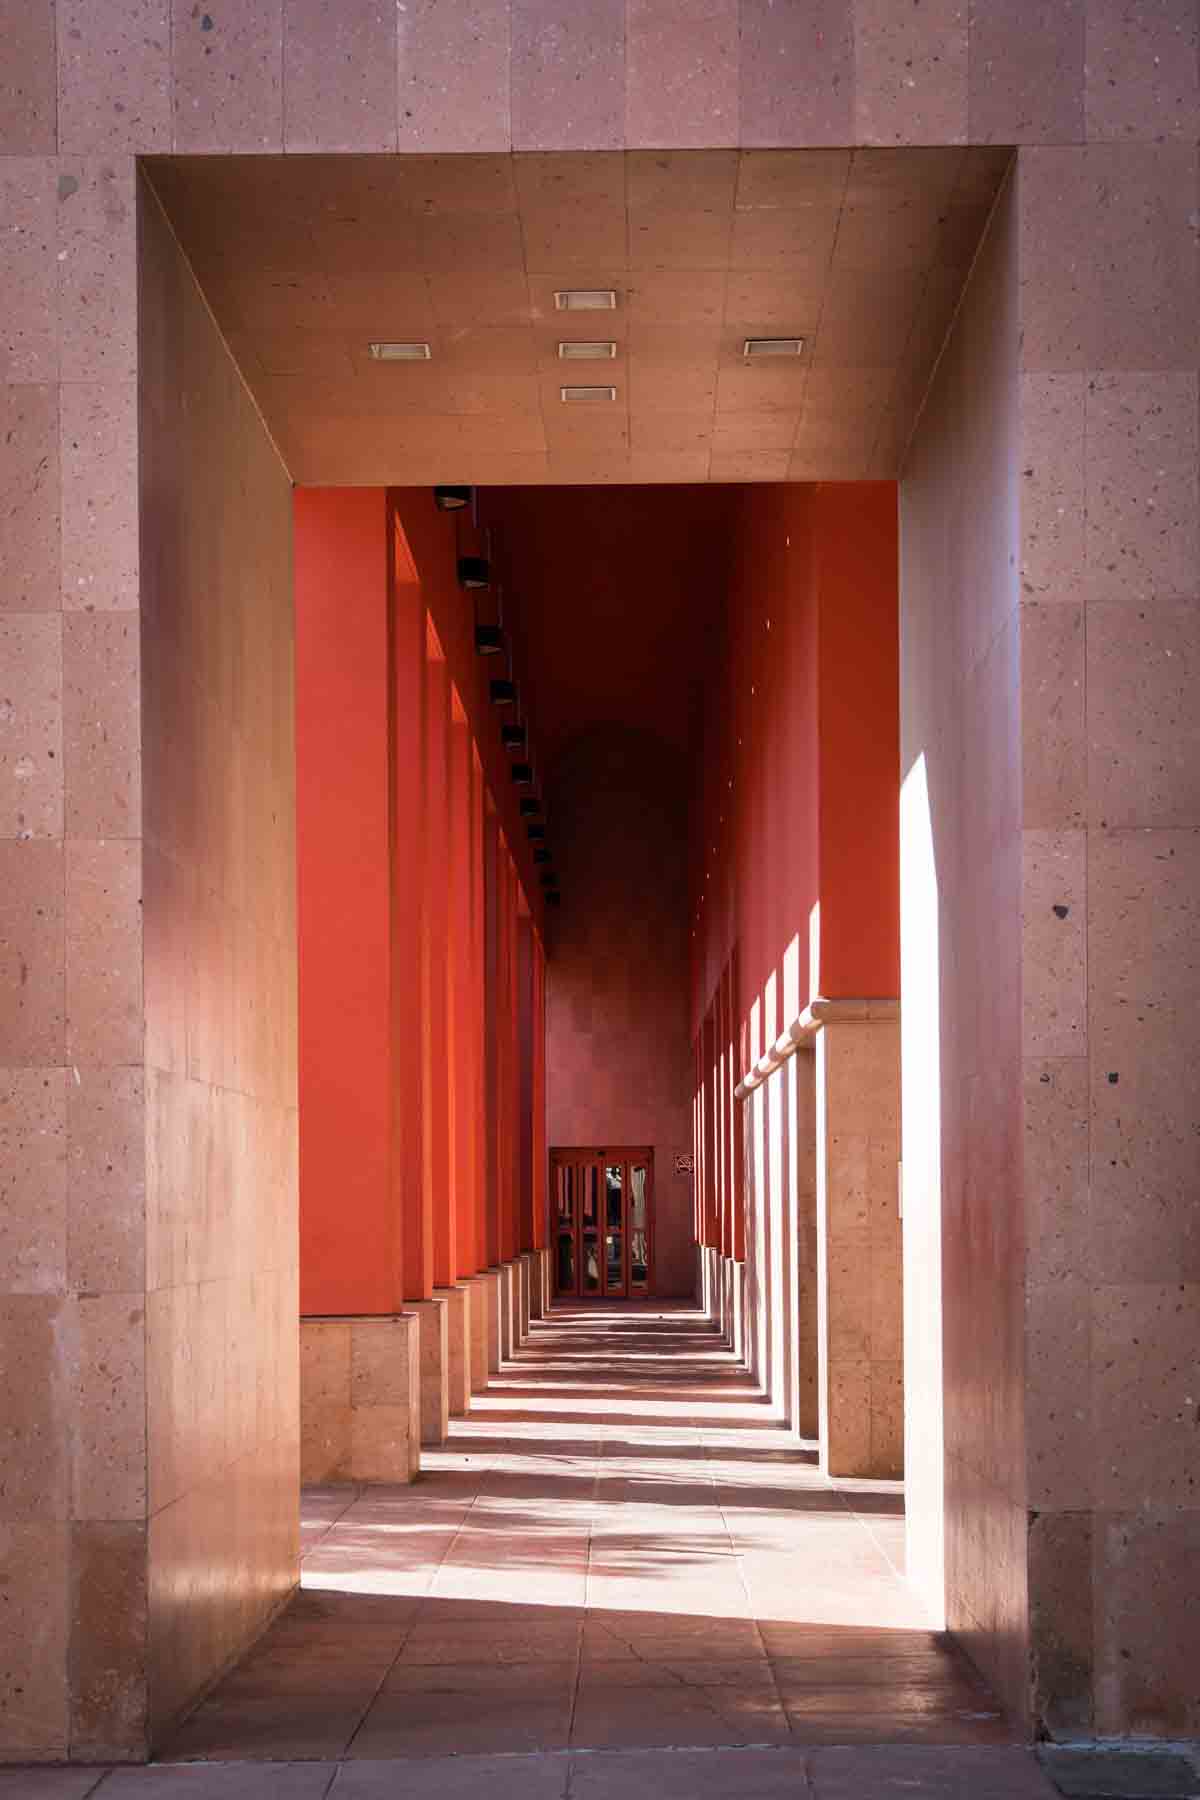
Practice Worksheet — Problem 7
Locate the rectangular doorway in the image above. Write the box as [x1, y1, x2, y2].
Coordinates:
[551, 1149, 654, 1299]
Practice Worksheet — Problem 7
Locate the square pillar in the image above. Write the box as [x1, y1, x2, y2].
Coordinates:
[409, 1297, 449, 1447]
[483, 1269, 504, 1373]
[517, 1252, 534, 1341]
[498, 1262, 516, 1360]
[436, 1286, 472, 1417]
[528, 1250, 546, 1321]
[300, 1315, 420, 1484]
[460, 1277, 490, 1394]
[814, 1006, 902, 1479]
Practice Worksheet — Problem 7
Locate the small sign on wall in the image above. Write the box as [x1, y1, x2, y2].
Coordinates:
[674, 1153, 694, 1176]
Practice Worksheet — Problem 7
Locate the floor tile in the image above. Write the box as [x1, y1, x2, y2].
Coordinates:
[96, 1768, 337, 1797]
[349, 1692, 572, 1758]
[329, 1753, 571, 1797]
[154, 1305, 1016, 1766]
[809, 1745, 1059, 1795]
[0, 1776, 109, 1799]
[567, 1746, 812, 1799]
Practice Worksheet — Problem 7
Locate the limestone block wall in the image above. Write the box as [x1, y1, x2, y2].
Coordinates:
[903, 141, 1200, 1738]
[901, 167, 1027, 1716]
[138, 179, 299, 1742]
[1, 0, 1197, 1760]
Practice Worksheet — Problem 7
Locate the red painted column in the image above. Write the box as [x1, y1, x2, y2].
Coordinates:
[422, 621, 453, 1296]
[471, 750, 488, 1272]
[518, 912, 534, 1253]
[483, 800, 501, 1268]
[531, 931, 547, 1251]
[448, 695, 476, 1282]
[730, 949, 746, 1263]
[296, 489, 401, 1315]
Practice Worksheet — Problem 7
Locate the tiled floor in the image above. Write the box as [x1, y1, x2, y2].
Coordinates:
[6, 1305, 1063, 1798]
[165, 1302, 1015, 1764]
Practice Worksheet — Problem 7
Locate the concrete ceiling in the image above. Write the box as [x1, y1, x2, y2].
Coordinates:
[148, 147, 1011, 487]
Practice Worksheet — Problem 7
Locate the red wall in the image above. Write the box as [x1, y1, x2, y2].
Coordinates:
[692, 482, 899, 1251]
[295, 490, 400, 1315]
[296, 488, 546, 1315]
[545, 729, 696, 1297]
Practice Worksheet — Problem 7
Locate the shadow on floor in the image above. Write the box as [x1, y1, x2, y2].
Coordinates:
[158, 1304, 1016, 1764]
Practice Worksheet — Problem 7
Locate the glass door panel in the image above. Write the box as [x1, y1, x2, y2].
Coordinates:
[630, 1161, 650, 1292]
[604, 1163, 625, 1295]
[555, 1163, 577, 1295]
[581, 1164, 601, 1293]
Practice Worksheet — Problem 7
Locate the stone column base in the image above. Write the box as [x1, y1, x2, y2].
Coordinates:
[518, 1251, 536, 1339]
[461, 1276, 489, 1394]
[483, 1268, 504, 1374]
[436, 1284, 471, 1416]
[528, 1248, 546, 1320]
[409, 1296, 449, 1447]
[815, 1009, 903, 1480]
[300, 1313, 420, 1484]
[498, 1262, 516, 1361]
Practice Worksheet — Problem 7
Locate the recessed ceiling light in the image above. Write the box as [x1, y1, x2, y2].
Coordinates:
[743, 338, 805, 357]
[555, 290, 618, 311]
[558, 341, 618, 360]
[369, 341, 431, 360]
[560, 385, 618, 403]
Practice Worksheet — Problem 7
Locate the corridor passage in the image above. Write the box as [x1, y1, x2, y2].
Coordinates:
[159, 1305, 1023, 1772]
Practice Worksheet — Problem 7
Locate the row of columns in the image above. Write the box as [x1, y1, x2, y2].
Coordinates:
[698, 997, 902, 1481]
[294, 489, 549, 1484]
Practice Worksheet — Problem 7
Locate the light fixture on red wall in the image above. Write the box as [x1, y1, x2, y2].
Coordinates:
[458, 555, 490, 588]
[519, 797, 540, 817]
[533, 847, 551, 864]
[501, 723, 526, 749]
[434, 486, 472, 511]
[511, 763, 534, 785]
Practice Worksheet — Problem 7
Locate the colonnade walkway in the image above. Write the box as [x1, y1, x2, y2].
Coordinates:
[78, 1303, 1063, 1799]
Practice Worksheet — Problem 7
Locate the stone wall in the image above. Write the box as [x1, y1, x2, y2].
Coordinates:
[139, 177, 299, 1742]
[1, 0, 1197, 1756]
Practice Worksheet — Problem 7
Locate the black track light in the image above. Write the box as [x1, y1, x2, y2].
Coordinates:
[489, 679, 516, 706]
[511, 763, 534, 785]
[545, 890, 561, 906]
[532, 848, 551, 864]
[475, 623, 504, 655]
[539, 871, 556, 887]
[434, 486, 472, 511]
[457, 555, 490, 589]
[519, 797, 540, 817]
[527, 823, 546, 841]
[500, 723, 526, 750]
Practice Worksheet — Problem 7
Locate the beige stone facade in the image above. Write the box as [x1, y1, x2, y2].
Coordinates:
[1, 0, 1197, 1761]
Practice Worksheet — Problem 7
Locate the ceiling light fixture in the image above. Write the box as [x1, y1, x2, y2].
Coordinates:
[532, 847, 551, 864]
[743, 338, 805, 357]
[560, 385, 617, 403]
[500, 723, 527, 750]
[433, 486, 472, 511]
[555, 289, 617, 311]
[511, 763, 534, 786]
[475, 624, 504, 654]
[519, 797, 541, 817]
[369, 341, 431, 360]
[539, 871, 556, 887]
[558, 341, 617, 360]
[527, 823, 546, 841]
[545, 890, 561, 906]
[490, 679, 517, 706]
